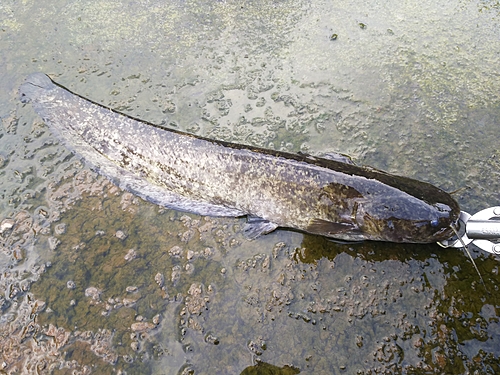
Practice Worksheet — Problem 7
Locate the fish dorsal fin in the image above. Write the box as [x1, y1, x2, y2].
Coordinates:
[318, 152, 356, 165]
[297, 151, 355, 165]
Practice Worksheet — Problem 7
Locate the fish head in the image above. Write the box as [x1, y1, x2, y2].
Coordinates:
[354, 170, 461, 243]
[307, 175, 460, 243]
[359, 195, 460, 243]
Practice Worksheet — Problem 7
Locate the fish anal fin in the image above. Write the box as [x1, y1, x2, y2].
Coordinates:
[243, 217, 279, 240]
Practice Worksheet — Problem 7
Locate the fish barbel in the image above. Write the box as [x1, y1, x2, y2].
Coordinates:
[19, 73, 460, 243]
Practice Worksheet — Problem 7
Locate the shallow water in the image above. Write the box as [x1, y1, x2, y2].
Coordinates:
[1, 0, 500, 373]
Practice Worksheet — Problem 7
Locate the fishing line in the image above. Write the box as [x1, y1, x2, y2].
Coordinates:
[450, 224, 488, 293]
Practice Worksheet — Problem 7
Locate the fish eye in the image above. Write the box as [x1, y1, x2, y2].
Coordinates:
[430, 218, 439, 227]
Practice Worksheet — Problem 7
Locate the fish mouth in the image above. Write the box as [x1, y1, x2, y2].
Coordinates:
[428, 224, 456, 242]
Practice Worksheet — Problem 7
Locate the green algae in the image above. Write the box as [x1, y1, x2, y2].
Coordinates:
[29, 178, 244, 373]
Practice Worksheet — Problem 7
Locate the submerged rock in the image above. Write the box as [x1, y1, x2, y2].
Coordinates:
[66, 280, 76, 289]
[154, 273, 164, 288]
[124, 248, 137, 261]
[131, 322, 155, 332]
[54, 223, 66, 235]
[84, 287, 101, 301]
[115, 230, 128, 240]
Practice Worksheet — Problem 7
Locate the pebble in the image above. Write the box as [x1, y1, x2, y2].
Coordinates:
[54, 223, 66, 235]
[130, 322, 155, 332]
[152, 314, 161, 325]
[66, 280, 76, 289]
[115, 230, 128, 240]
[168, 245, 183, 257]
[124, 248, 137, 261]
[205, 332, 220, 345]
[123, 298, 137, 307]
[154, 273, 164, 288]
[0, 219, 15, 234]
[185, 263, 194, 274]
[48, 237, 60, 251]
[125, 286, 138, 293]
[84, 287, 101, 301]
[203, 247, 214, 257]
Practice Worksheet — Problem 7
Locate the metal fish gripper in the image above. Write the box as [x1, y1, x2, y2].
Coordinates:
[438, 206, 500, 255]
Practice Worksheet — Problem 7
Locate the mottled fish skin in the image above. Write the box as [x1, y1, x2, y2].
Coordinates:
[20, 73, 460, 243]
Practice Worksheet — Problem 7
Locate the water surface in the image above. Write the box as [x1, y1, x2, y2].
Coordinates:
[1, 0, 500, 373]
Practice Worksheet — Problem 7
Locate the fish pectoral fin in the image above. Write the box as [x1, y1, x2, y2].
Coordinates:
[243, 216, 279, 240]
[307, 218, 358, 235]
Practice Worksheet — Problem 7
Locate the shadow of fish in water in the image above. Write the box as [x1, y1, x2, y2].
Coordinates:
[19, 73, 460, 243]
